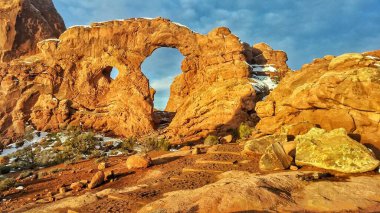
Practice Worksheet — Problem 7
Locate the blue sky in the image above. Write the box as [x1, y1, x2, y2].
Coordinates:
[53, 0, 380, 109]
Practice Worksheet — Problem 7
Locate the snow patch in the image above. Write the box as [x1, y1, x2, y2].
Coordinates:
[1, 131, 47, 157]
[67, 25, 91, 30]
[365, 56, 380, 60]
[248, 63, 279, 95]
[249, 64, 277, 72]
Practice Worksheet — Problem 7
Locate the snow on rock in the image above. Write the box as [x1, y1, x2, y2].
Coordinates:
[66, 25, 91, 30]
[248, 64, 279, 97]
[250, 64, 277, 72]
[365, 56, 380, 60]
[1, 131, 47, 157]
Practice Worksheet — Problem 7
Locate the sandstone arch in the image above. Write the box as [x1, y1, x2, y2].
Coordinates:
[1, 18, 255, 143]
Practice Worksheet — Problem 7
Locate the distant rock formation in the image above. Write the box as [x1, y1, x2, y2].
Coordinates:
[0, 0, 66, 62]
[255, 52, 380, 157]
[0, 16, 268, 144]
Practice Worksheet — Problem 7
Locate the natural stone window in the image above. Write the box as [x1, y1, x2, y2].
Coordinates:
[141, 47, 184, 111]
[101, 66, 119, 81]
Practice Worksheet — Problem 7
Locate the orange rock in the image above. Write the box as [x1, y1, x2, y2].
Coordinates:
[126, 154, 152, 169]
[255, 52, 380, 158]
[88, 171, 105, 189]
[0, 0, 65, 62]
[251, 42, 291, 78]
[0, 17, 256, 143]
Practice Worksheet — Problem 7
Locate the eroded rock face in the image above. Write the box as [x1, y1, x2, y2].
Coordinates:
[0, 18, 255, 144]
[255, 52, 380, 157]
[0, 0, 66, 62]
[245, 42, 291, 78]
[295, 128, 379, 173]
[139, 171, 380, 212]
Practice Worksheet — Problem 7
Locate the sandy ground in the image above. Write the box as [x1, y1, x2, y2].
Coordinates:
[0, 144, 377, 212]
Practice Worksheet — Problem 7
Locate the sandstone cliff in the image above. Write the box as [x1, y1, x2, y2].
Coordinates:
[255, 53, 380, 157]
[0, 18, 262, 144]
[0, 0, 66, 62]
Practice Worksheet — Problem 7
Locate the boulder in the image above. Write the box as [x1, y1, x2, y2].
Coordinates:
[0, 0, 66, 62]
[97, 162, 107, 171]
[255, 52, 380, 158]
[243, 134, 287, 155]
[88, 171, 105, 189]
[259, 142, 293, 171]
[126, 154, 152, 169]
[70, 182, 84, 192]
[295, 128, 380, 173]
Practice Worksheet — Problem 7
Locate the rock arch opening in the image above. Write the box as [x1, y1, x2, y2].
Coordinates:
[110, 67, 119, 80]
[100, 66, 119, 82]
[141, 47, 184, 129]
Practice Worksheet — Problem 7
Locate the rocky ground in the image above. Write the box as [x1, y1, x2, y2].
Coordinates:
[1, 141, 379, 213]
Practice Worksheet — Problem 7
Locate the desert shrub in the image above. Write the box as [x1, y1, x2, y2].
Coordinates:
[18, 171, 33, 179]
[120, 137, 138, 151]
[64, 131, 101, 156]
[9, 145, 36, 169]
[38, 171, 48, 179]
[238, 123, 252, 139]
[141, 138, 171, 153]
[109, 150, 119, 156]
[0, 165, 11, 174]
[15, 140, 25, 148]
[204, 135, 219, 146]
[272, 76, 280, 84]
[23, 126, 35, 141]
[50, 168, 65, 174]
[94, 156, 108, 164]
[39, 138, 52, 148]
[0, 178, 16, 192]
[37, 149, 67, 167]
[89, 149, 105, 159]
[156, 138, 171, 151]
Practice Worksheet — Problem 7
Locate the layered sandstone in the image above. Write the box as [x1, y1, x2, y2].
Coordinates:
[255, 52, 380, 157]
[244, 42, 291, 79]
[0, 0, 66, 62]
[139, 171, 380, 212]
[0, 18, 255, 144]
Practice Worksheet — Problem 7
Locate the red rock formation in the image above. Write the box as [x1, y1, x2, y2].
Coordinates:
[0, 0, 65, 62]
[0, 18, 255, 144]
[255, 52, 380, 157]
[244, 42, 291, 79]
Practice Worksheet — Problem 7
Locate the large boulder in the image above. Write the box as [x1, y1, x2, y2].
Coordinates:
[295, 128, 380, 173]
[259, 142, 293, 171]
[88, 171, 105, 189]
[0, 0, 66, 62]
[126, 154, 152, 170]
[243, 134, 287, 155]
[255, 52, 380, 157]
